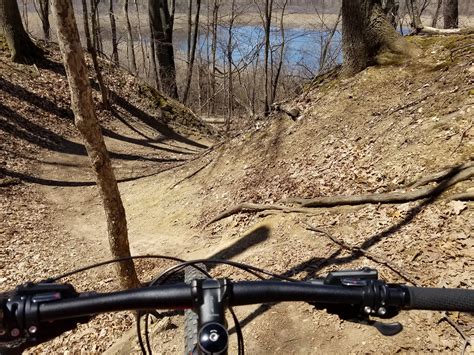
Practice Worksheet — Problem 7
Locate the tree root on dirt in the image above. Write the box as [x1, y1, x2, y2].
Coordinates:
[290, 165, 473, 207]
[448, 191, 474, 201]
[441, 313, 472, 355]
[0, 177, 21, 187]
[205, 203, 317, 227]
[206, 162, 473, 225]
[406, 161, 474, 188]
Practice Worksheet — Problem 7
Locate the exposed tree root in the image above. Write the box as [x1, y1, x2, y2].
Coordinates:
[0, 177, 21, 187]
[448, 191, 474, 201]
[206, 203, 317, 226]
[406, 161, 474, 189]
[207, 163, 473, 225]
[293, 166, 473, 207]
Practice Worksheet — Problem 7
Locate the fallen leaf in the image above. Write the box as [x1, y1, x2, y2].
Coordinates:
[446, 200, 467, 215]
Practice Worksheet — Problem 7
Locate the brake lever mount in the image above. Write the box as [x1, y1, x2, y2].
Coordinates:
[310, 268, 404, 336]
[0, 282, 90, 352]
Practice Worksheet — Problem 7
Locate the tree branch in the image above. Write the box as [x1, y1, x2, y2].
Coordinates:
[303, 223, 420, 285]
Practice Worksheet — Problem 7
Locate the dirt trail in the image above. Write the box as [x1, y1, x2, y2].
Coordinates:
[1, 35, 473, 354]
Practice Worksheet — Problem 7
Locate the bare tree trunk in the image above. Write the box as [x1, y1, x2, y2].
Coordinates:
[271, 0, 288, 105]
[432, 0, 443, 27]
[81, 0, 92, 51]
[319, 10, 341, 72]
[90, 0, 103, 56]
[34, 0, 50, 40]
[109, 0, 119, 65]
[206, 0, 211, 116]
[123, 0, 137, 73]
[81, 0, 93, 52]
[342, 0, 419, 77]
[183, 0, 201, 104]
[89, 0, 110, 107]
[263, 0, 274, 115]
[150, 28, 160, 90]
[443, 0, 458, 28]
[21, 0, 28, 32]
[133, 0, 147, 77]
[186, 0, 192, 64]
[226, 0, 235, 134]
[383, 0, 399, 28]
[169, 0, 176, 32]
[149, 0, 179, 99]
[197, 54, 203, 114]
[0, 0, 43, 64]
[406, 0, 423, 31]
[51, 0, 139, 290]
[210, 0, 219, 115]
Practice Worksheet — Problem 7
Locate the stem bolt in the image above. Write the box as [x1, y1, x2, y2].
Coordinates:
[28, 326, 38, 334]
[378, 307, 387, 316]
[364, 306, 372, 314]
[10, 328, 20, 337]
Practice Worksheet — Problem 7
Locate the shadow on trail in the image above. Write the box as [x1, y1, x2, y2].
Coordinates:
[0, 102, 86, 155]
[0, 102, 189, 164]
[109, 90, 209, 150]
[1, 78, 207, 157]
[226, 167, 466, 333]
[101, 127, 193, 156]
[208, 226, 270, 262]
[0, 163, 183, 187]
[0, 77, 74, 120]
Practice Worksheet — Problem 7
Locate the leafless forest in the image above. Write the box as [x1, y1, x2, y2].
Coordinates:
[17, 0, 473, 123]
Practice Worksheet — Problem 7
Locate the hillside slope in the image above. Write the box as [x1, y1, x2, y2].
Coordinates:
[1, 35, 473, 354]
[109, 34, 473, 354]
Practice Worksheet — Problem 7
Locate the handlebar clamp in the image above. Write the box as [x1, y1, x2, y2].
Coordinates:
[0, 282, 91, 353]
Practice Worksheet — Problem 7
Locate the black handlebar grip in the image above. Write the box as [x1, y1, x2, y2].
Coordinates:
[407, 287, 474, 312]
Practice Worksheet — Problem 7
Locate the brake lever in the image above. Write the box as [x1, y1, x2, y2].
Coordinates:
[309, 268, 404, 336]
[0, 282, 91, 353]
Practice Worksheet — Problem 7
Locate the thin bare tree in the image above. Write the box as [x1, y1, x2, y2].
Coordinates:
[83, 0, 109, 108]
[124, 0, 137, 73]
[149, 0, 179, 99]
[432, 0, 443, 27]
[51, 0, 140, 290]
[109, 0, 119, 64]
[271, 0, 288, 105]
[210, 0, 220, 114]
[183, 0, 201, 104]
[34, 0, 50, 40]
[226, 0, 236, 133]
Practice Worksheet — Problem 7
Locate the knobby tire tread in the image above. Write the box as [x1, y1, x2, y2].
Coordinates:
[184, 264, 208, 355]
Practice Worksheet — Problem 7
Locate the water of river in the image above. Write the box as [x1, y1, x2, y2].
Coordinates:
[175, 25, 343, 76]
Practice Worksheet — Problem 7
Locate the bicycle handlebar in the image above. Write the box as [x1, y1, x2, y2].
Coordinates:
[406, 287, 474, 311]
[33, 282, 474, 322]
[1, 276, 473, 352]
